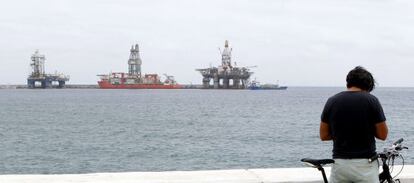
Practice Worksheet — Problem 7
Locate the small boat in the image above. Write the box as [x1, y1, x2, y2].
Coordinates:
[247, 80, 287, 90]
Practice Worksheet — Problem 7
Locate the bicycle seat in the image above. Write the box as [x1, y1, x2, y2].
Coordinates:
[301, 158, 334, 168]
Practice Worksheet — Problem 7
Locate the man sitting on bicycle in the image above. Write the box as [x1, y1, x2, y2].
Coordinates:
[320, 66, 389, 183]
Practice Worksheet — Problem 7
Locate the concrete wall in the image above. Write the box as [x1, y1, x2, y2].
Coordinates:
[1, 166, 414, 183]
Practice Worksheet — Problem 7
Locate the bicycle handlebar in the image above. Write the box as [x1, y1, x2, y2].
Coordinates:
[379, 138, 407, 158]
[393, 138, 404, 145]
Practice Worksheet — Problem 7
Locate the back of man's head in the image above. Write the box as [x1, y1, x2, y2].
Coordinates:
[346, 66, 375, 92]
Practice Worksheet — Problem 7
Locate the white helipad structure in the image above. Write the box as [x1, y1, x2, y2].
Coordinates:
[1, 166, 414, 183]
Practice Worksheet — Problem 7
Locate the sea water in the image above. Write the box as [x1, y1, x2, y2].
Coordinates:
[0, 87, 413, 174]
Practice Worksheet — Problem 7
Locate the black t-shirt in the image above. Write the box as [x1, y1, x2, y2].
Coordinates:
[321, 91, 386, 159]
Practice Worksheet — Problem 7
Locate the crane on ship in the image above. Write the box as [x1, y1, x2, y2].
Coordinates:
[245, 65, 257, 69]
[163, 74, 177, 85]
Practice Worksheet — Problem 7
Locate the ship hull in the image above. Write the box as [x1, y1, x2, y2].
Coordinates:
[98, 81, 182, 89]
[249, 86, 288, 90]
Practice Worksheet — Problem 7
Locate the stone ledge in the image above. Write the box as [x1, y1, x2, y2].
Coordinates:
[1, 165, 413, 183]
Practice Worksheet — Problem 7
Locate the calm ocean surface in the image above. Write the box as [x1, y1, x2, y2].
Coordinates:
[0, 87, 413, 174]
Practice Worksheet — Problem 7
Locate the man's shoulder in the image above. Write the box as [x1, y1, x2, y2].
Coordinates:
[324, 92, 345, 106]
[328, 91, 378, 103]
[329, 91, 348, 100]
[331, 91, 376, 98]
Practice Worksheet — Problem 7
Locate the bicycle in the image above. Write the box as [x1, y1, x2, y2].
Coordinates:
[301, 138, 408, 183]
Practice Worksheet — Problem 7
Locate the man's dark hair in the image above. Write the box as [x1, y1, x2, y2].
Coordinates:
[346, 66, 375, 92]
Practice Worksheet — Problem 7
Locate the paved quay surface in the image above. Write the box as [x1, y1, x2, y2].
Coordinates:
[1, 165, 414, 183]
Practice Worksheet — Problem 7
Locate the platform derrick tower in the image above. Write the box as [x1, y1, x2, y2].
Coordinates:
[27, 50, 46, 88]
[128, 44, 142, 78]
[30, 50, 46, 79]
[219, 40, 233, 88]
[221, 40, 232, 70]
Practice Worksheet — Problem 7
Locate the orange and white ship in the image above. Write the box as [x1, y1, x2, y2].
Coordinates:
[97, 44, 182, 89]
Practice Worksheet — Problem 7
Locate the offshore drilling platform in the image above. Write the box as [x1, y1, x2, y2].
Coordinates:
[27, 50, 70, 88]
[196, 40, 254, 89]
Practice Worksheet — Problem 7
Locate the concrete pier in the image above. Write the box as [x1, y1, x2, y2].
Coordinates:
[1, 166, 414, 183]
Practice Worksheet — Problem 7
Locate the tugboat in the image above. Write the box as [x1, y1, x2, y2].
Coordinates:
[248, 79, 287, 90]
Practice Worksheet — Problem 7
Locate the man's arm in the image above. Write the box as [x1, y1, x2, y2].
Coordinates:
[375, 121, 388, 140]
[320, 121, 332, 141]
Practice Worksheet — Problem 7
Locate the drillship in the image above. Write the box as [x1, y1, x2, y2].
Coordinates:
[97, 44, 182, 89]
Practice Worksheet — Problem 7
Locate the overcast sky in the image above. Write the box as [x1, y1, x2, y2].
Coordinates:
[1, 0, 413, 86]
